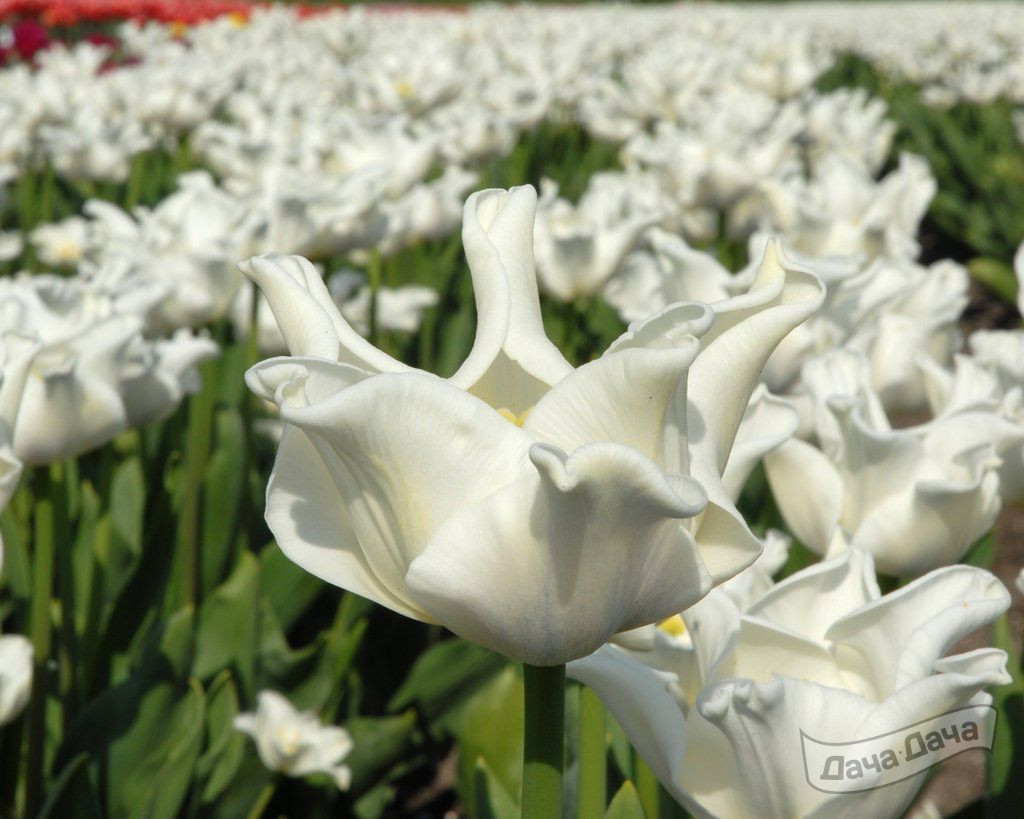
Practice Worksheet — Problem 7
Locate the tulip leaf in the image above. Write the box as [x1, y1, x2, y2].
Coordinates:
[353, 782, 397, 819]
[70, 481, 101, 628]
[194, 550, 260, 696]
[345, 711, 418, 796]
[37, 753, 102, 819]
[139, 678, 207, 819]
[472, 756, 519, 819]
[388, 637, 507, 721]
[445, 665, 525, 814]
[259, 542, 327, 631]
[201, 408, 247, 593]
[987, 614, 1024, 813]
[0, 504, 31, 604]
[196, 670, 247, 804]
[964, 532, 996, 570]
[608, 715, 636, 783]
[604, 780, 646, 819]
[55, 607, 198, 815]
[100, 456, 146, 612]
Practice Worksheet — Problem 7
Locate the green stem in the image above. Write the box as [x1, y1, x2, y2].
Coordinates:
[175, 362, 217, 608]
[367, 249, 382, 348]
[244, 779, 276, 819]
[577, 685, 607, 818]
[635, 754, 660, 819]
[38, 166, 56, 227]
[522, 664, 565, 819]
[125, 153, 145, 211]
[51, 462, 79, 728]
[25, 468, 58, 817]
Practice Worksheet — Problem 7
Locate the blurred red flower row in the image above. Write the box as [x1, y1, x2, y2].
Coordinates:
[0, 0, 258, 26]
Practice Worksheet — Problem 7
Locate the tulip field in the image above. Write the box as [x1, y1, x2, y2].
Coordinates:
[3, 1, 1024, 817]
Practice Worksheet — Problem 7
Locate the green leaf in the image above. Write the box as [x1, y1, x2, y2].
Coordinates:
[0, 504, 31, 604]
[345, 712, 417, 796]
[388, 638, 507, 721]
[140, 678, 207, 819]
[353, 781, 396, 819]
[201, 408, 247, 594]
[259, 543, 326, 632]
[445, 666, 525, 815]
[605, 781, 646, 819]
[194, 551, 260, 696]
[196, 670, 247, 804]
[987, 614, 1024, 814]
[100, 456, 146, 612]
[37, 753, 102, 819]
[472, 757, 519, 819]
[55, 607, 198, 817]
[964, 532, 996, 570]
[968, 258, 1019, 305]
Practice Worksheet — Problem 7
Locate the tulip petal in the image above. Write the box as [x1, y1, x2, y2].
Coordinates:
[746, 548, 880, 644]
[688, 240, 824, 487]
[850, 466, 1002, 577]
[12, 317, 138, 465]
[406, 441, 711, 665]
[523, 343, 699, 464]
[764, 437, 844, 555]
[450, 187, 573, 413]
[726, 618, 851, 691]
[241, 254, 407, 373]
[691, 675, 875, 819]
[687, 242, 825, 579]
[827, 565, 1011, 697]
[568, 645, 693, 809]
[607, 301, 715, 354]
[265, 426, 429, 621]
[265, 367, 535, 616]
[722, 385, 798, 501]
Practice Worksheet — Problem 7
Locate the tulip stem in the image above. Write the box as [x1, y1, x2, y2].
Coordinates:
[245, 779, 276, 819]
[521, 663, 565, 819]
[26, 467, 59, 818]
[577, 685, 607, 818]
[368, 249, 382, 346]
[176, 361, 216, 607]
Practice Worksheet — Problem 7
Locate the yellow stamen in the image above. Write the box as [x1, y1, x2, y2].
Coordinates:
[497, 407, 532, 427]
[658, 614, 686, 637]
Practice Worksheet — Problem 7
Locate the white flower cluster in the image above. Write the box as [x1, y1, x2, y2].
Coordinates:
[0, 5, 1021, 813]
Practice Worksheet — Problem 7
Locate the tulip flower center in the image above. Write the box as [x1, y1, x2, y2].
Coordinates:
[658, 614, 687, 637]
[497, 406, 533, 427]
[275, 724, 303, 756]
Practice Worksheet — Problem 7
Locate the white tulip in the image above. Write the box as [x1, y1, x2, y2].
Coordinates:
[570, 549, 1011, 819]
[0, 634, 32, 727]
[788, 153, 935, 262]
[533, 178, 660, 302]
[920, 351, 1024, 504]
[0, 275, 218, 465]
[242, 185, 823, 665]
[30, 216, 91, 268]
[0, 231, 22, 263]
[234, 690, 353, 790]
[765, 358, 1007, 576]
